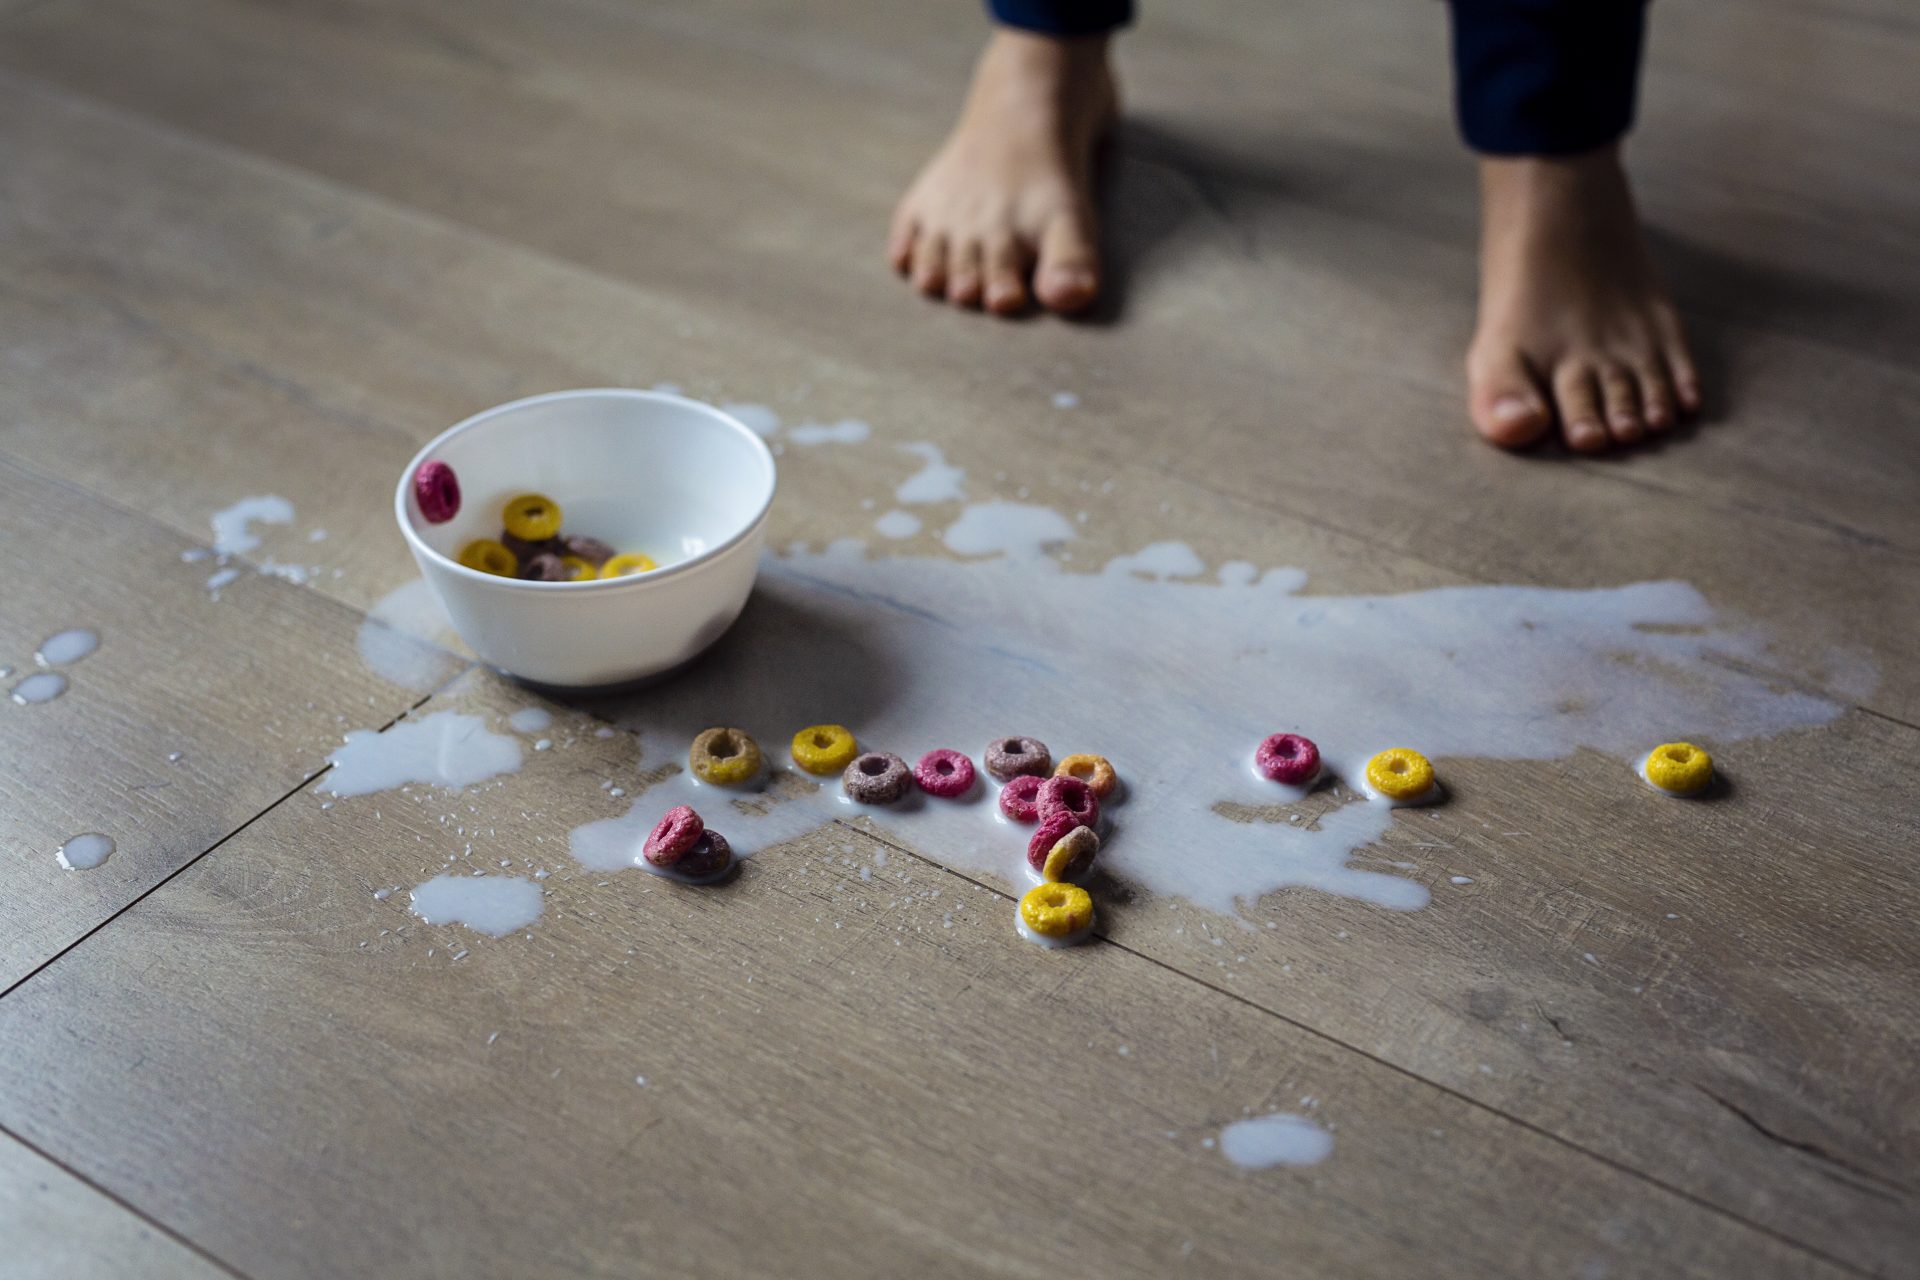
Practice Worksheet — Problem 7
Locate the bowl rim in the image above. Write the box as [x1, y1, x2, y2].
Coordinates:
[394, 388, 778, 592]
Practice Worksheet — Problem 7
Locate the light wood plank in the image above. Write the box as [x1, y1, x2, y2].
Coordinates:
[0, 1132, 230, 1280]
[0, 673, 1845, 1280]
[0, 44, 1913, 1273]
[0, 458, 449, 989]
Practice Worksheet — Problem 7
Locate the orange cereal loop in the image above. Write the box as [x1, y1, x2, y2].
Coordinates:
[457, 539, 518, 577]
[1054, 753, 1117, 799]
[689, 726, 763, 786]
[502, 493, 562, 542]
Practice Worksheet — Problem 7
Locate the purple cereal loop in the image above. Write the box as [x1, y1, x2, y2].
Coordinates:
[842, 751, 912, 804]
[561, 533, 617, 567]
[520, 552, 569, 581]
[1036, 775, 1099, 829]
[1255, 733, 1320, 786]
[984, 735, 1051, 782]
[998, 774, 1044, 823]
[413, 460, 461, 524]
[1027, 811, 1085, 872]
[913, 749, 976, 799]
[643, 805, 705, 867]
[676, 829, 732, 878]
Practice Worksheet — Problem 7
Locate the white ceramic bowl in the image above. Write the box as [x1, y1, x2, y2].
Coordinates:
[395, 389, 777, 687]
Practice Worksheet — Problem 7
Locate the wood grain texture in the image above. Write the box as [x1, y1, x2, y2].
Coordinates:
[0, 458, 445, 989]
[0, 1133, 229, 1280]
[0, 673, 1849, 1280]
[0, 0, 1912, 1274]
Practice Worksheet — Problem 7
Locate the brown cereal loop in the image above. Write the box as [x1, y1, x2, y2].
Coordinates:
[689, 726, 764, 785]
[842, 751, 912, 804]
[984, 735, 1051, 782]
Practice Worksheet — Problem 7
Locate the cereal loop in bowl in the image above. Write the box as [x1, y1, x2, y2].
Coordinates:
[689, 727, 763, 786]
[1054, 753, 1117, 799]
[998, 774, 1045, 824]
[412, 461, 461, 524]
[458, 539, 519, 577]
[985, 736, 1051, 782]
[913, 749, 976, 799]
[502, 493, 563, 542]
[791, 724, 859, 776]
[843, 751, 912, 804]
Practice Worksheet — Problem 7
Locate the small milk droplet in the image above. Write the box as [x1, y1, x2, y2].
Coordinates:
[56, 833, 115, 871]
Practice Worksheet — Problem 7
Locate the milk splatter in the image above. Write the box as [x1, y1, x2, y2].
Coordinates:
[9, 672, 68, 705]
[55, 833, 115, 871]
[1218, 1114, 1334, 1168]
[874, 510, 922, 540]
[720, 403, 782, 438]
[894, 443, 967, 504]
[788, 420, 872, 446]
[323, 712, 523, 797]
[408, 874, 543, 937]
[357, 578, 464, 691]
[943, 502, 1076, 560]
[567, 537, 1857, 918]
[508, 707, 554, 734]
[35, 629, 99, 666]
[209, 495, 295, 557]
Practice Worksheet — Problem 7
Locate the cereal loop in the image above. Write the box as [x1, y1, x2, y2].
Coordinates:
[1365, 748, 1435, 801]
[842, 752, 912, 804]
[998, 774, 1045, 824]
[1255, 733, 1320, 786]
[791, 724, 859, 776]
[520, 552, 569, 581]
[689, 727, 763, 786]
[676, 829, 733, 879]
[1041, 825, 1100, 883]
[1027, 812, 1085, 873]
[458, 539, 518, 577]
[560, 555, 598, 582]
[1019, 882, 1094, 940]
[1036, 775, 1100, 829]
[1644, 741, 1712, 795]
[913, 749, 976, 799]
[643, 805, 705, 867]
[602, 552, 659, 578]
[562, 534, 616, 567]
[1054, 753, 1118, 799]
[412, 460, 461, 524]
[984, 736, 1051, 782]
[502, 493, 563, 542]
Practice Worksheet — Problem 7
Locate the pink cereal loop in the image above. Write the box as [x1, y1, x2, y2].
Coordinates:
[913, 748, 976, 798]
[1037, 775, 1100, 828]
[1255, 732, 1321, 786]
[998, 774, 1044, 824]
[413, 460, 461, 524]
[643, 805, 705, 867]
[1027, 811, 1085, 873]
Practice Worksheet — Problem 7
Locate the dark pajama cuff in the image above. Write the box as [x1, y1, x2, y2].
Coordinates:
[1449, 0, 1650, 156]
[987, 0, 1134, 37]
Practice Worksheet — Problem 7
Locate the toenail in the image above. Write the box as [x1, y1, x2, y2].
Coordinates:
[1491, 396, 1537, 425]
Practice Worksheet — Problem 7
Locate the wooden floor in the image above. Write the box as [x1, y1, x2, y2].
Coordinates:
[2, 0, 1916, 1276]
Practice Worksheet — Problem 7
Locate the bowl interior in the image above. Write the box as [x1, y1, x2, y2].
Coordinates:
[404, 391, 775, 580]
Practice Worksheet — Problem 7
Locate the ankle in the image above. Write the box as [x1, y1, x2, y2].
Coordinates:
[985, 26, 1113, 78]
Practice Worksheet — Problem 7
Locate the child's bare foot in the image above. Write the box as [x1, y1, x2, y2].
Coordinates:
[1467, 148, 1702, 453]
[889, 29, 1116, 315]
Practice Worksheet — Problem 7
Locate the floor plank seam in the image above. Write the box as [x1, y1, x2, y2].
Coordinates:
[839, 817, 1875, 1277]
[0, 691, 440, 1006]
[0, 1122, 254, 1279]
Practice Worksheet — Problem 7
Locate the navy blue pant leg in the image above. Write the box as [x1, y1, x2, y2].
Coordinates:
[987, 0, 1133, 36]
[1448, 0, 1651, 155]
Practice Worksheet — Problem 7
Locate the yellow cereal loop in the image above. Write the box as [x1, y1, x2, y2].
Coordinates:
[457, 538, 518, 577]
[1643, 741, 1712, 795]
[501, 493, 562, 541]
[602, 552, 659, 578]
[559, 555, 598, 582]
[1365, 748, 1435, 801]
[791, 724, 859, 775]
[1055, 753, 1118, 799]
[689, 726, 763, 785]
[1019, 882, 1093, 940]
